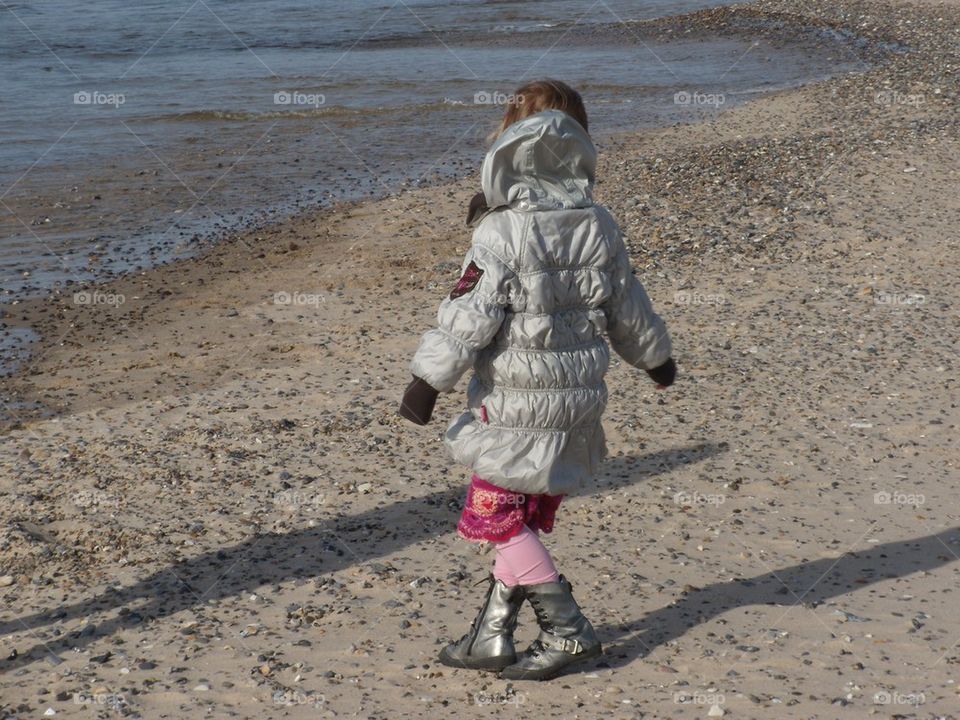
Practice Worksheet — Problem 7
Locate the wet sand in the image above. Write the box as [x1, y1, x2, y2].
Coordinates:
[2, 0, 959, 717]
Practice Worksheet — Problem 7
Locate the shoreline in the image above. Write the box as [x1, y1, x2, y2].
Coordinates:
[2, 0, 954, 420]
[0, 1, 898, 384]
[1, 0, 959, 716]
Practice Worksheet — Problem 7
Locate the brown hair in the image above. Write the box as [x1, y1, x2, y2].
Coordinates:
[495, 79, 588, 139]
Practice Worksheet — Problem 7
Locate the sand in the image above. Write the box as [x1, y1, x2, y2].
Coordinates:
[2, 0, 959, 717]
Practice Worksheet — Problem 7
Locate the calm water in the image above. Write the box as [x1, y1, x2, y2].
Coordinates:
[0, 0, 869, 372]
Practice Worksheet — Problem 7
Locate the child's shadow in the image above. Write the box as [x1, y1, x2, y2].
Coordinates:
[589, 527, 960, 671]
[1, 442, 722, 672]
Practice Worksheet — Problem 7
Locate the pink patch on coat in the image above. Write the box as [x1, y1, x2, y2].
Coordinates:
[449, 260, 484, 300]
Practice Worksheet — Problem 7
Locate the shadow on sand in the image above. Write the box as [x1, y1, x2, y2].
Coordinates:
[590, 525, 960, 672]
[4, 440, 956, 676]
[2, 443, 716, 670]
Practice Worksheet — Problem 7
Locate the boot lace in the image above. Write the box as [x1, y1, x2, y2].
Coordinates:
[529, 596, 548, 626]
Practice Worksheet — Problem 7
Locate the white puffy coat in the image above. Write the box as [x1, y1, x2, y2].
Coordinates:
[410, 110, 672, 495]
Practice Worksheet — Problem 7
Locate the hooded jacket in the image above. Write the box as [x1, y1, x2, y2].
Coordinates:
[409, 110, 672, 495]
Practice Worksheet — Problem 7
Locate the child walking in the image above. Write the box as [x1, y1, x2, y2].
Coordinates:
[399, 80, 675, 681]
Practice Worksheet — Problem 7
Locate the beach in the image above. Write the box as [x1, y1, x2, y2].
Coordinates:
[0, 0, 858, 314]
[2, 0, 959, 717]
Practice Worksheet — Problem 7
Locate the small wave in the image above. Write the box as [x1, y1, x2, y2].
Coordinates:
[242, 29, 435, 51]
[163, 107, 367, 122]
[576, 82, 669, 94]
[156, 100, 480, 124]
[491, 21, 572, 33]
[265, 77, 424, 91]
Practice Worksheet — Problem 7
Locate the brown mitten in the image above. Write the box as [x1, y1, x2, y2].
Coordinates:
[399, 376, 439, 425]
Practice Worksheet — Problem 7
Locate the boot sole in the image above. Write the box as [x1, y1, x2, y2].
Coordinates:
[499, 643, 602, 681]
[437, 648, 516, 671]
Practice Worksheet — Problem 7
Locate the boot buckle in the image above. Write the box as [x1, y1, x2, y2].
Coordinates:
[539, 632, 583, 655]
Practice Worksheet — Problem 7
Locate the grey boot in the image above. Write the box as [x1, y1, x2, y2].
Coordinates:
[500, 574, 601, 681]
[438, 574, 524, 671]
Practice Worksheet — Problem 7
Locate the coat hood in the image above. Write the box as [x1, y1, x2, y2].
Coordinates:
[481, 110, 596, 211]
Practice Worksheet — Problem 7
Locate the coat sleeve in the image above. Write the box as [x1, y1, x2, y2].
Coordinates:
[409, 241, 514, 392]
[602, 239, 672, 370]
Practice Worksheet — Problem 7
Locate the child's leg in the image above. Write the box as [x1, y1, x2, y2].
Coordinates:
[492, 524, 560, 587]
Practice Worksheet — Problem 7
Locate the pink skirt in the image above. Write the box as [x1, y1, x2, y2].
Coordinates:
[457, 474, 564, 543]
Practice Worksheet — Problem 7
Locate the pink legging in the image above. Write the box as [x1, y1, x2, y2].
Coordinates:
[493, 524, 560, 587]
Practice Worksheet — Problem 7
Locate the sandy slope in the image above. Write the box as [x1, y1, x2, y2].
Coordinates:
[2, 0, 959, 717]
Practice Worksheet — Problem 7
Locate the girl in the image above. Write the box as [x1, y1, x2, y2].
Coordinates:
[399, 80, 675, 681]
